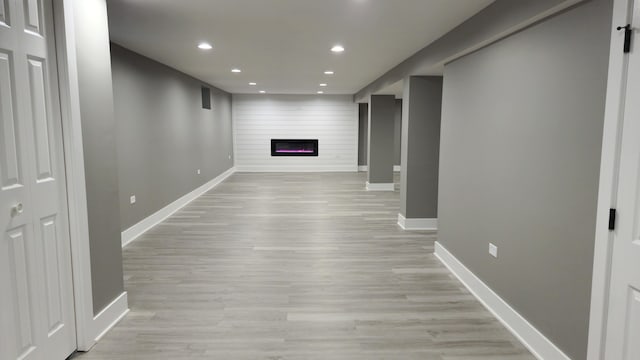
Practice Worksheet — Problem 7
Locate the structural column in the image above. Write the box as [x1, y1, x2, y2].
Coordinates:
[398, 76, 443, 230]
[367, 95, 396, 191]
[358, 103, 369, 171]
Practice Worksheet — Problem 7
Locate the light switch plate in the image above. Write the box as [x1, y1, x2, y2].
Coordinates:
[489, 243, 498, 258]
[130, 195, 136, 205]
[197, 169, 201, 175]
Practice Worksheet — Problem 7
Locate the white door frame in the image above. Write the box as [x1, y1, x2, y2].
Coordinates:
[587, 0, 635, 358]
[52, 0, 111, 351]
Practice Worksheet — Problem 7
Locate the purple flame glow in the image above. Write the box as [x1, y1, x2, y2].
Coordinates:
[275, 149, 315, 153]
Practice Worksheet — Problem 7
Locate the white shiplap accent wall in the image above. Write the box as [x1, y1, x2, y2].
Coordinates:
[233, 95, 358, 172]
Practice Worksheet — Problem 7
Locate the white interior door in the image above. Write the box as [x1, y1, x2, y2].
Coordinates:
[0, 0, 76, 359]
[605, 4, 640, 359]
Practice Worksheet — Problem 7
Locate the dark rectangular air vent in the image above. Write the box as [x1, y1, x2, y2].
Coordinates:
[201, 86, 211, 109]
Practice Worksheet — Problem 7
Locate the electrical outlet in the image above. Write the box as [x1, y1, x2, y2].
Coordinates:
[197, 169, 201, 175]
[489, 243, 498, 258]
[228, 154, 232, 160]
[130, 195, 136, 205]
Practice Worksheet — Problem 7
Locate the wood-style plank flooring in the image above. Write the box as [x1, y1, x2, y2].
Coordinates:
[73, 172, 534, 360]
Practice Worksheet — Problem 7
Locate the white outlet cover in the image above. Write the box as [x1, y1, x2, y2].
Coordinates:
[130, 195, 136, 204]
[489, 243, 498, 258]
[197, 169, 201, 175]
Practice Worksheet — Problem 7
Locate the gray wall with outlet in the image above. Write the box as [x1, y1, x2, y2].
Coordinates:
[110, 44, 234, 231]
[437, 0, 612, 358]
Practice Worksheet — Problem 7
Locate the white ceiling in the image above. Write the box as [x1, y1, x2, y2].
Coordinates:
[106, 0, 494, 95]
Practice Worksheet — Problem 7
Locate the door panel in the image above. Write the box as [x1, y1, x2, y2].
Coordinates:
[7, 226, 37, 360]
[0, 51, 21, 188]
[0, 0, 8, 27]
[623, 288, 640, 360]
[0, 0, 76, 359]
[26, 57, 52, 181]
[23, 0, 40, 35]
[41, 216, 63, 334]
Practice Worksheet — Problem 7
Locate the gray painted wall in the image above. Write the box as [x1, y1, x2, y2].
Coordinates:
[400, 77, 442, 219]
[110, 44, 234, 231]
[358, 104, 368, 166]
[367, 95, 396, 184]
[394, 100, 402, 167]
[437, 0, 612, 358]
[73, 0, 124, 314]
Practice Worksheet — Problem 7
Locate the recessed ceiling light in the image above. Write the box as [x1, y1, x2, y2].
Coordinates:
[324, 71, 334, 75]
[197, 42, 213, 50]
[317, 91, 324, 94]
[319, 83, 327, 87]
[259, 90, 266, 94]
[231, 68, 242, 73]
[331, 45, 345, 53]
[249, 82, 257, 86]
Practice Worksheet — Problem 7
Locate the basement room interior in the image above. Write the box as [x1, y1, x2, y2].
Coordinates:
[0, 0, 637, 359]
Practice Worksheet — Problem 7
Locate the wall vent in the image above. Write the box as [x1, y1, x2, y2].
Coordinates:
[201, 86, 211, 109]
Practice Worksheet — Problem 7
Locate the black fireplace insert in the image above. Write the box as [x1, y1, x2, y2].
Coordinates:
[271, 139, 319, 156]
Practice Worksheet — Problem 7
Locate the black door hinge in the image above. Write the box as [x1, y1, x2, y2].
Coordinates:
[617, 25, 632, 53]
[609, 208, 617, 231]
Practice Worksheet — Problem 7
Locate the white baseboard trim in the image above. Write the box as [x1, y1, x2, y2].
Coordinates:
[397, 214, 437, 230]
[434, 242, 570, 360]
[365, 181, 395, 191]
[91, 291, 129, 344]
[357, 165, 400, 172]
[121, 167, 236, 247]
[235, 165, 357, 172]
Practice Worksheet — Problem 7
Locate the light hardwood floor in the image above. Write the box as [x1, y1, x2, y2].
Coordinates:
[73, 172, 534, 360]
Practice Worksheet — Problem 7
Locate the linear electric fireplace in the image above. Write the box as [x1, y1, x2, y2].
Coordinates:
[271, 139, 318, 156]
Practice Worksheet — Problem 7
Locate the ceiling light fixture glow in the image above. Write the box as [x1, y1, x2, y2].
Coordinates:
[197, 42, 213, 50]
[249, 82, 257, 86]
[317, 91, 324, 94]
[259, 90, 266, 93]
[331, 45, 345, 53]
[324, 71, 334, 75]
[319, 83, 327, 87]
[231, 68, 242, 73]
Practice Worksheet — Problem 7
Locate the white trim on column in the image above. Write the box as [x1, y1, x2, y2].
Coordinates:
[434, 242, 571, 360]
[91, 292, 129, 343]
[57, 0, 133, 351]
[365, 181, 394, 191]
[122, 167, 236, 247]
[55, 0, 100, 351]
[357, 165, 399, 172]
[397, 214, 437, 230]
